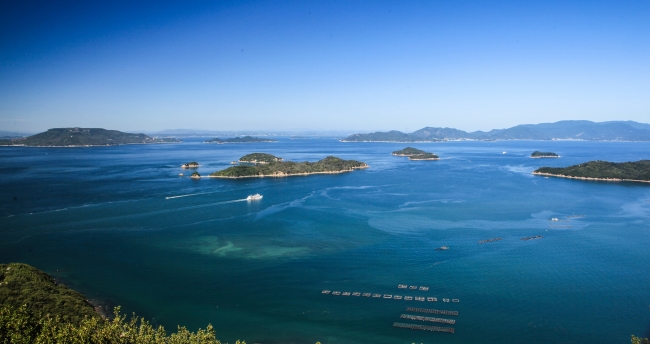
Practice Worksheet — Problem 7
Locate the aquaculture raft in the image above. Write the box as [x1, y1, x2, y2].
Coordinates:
[400, 314, 455, 325]
[392, 322, 455, 333]
[407, 307, 458, 316]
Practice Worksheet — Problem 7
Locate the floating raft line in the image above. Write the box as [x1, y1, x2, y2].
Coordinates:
[407, 307, 458, 316]
[521, 236, 543, 241]
[393, 322, 454, 333]
[478, 237, 503, 244]
[400, 314, 456, 325]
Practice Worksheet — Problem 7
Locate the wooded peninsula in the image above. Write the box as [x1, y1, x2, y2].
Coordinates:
[533, 160, 650, 182]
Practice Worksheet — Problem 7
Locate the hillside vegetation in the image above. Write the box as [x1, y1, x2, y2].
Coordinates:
[0, 263, 98, 324]
[0, 262, 252, 343]
[534, 160, 650, 181]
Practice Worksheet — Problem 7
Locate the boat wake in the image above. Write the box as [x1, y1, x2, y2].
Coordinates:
[165, 192, 215, 199]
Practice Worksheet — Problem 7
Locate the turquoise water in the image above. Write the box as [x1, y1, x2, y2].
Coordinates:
[1, 139, 649, 343]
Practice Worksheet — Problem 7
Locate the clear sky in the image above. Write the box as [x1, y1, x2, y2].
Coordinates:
[1, 1, 649, 133]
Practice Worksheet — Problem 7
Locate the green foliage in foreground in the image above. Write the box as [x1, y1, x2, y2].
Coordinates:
[238, 153, 283, 163]
[211, 156, 368, 177]
[531, 151, 559, 157]
[632, 335, 650, 344]
[0, 263, 98, 324]
[535, 160, 650, 181]
[0, 304, 245, 344]
[391, 147, 426, 156]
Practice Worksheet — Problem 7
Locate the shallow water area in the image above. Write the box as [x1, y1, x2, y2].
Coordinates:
[1, 138, 650, 343]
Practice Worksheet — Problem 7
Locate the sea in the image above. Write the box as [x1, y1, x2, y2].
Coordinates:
[1, 138, 649, 344]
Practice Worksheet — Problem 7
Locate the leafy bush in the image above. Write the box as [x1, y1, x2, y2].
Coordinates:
[0, 304, 244, 344]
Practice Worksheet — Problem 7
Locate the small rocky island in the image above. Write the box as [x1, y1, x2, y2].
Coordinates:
[533, 160, 650, 183]
[181, 162, 199, 168]
[531, 151, 560, 158]
[209, 154, 368, 178]
[392, 147, 439, 160]
[204, 136, 277, 144]
[190, 171, 201, 179]
[0, 128, 180, 147]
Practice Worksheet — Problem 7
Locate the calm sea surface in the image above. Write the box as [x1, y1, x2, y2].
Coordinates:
[1, 139, 649, 343]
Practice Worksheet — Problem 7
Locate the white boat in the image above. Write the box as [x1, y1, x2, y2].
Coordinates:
[246, 193, 263, 201]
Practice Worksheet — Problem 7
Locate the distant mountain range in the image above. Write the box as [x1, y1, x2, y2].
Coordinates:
[342, 121, 650, 142]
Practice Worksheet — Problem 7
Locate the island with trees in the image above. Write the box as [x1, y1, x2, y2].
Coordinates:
[238, 153, 284, 164]
[210, 155, 368, 178]
[190, 171, 201, 179]
[533, 160, 650, 183]
[204, 136, 277, 144]
[392, 147, 439, 160]
[0, 128, 181, 147]
[182, 161, 199, 168]
[531, 151, 560, 158]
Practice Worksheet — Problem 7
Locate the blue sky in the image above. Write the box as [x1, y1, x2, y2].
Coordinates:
[1, 1, 649, 133]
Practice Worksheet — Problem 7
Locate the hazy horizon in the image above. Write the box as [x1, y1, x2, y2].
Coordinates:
[2, 1, 649, 132]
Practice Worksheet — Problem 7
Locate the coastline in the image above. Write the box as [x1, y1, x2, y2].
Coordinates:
[209, 165, 369, 179]
[532, 171, 650, 183]
[530, 156, 560, 158]
[0, 142, 180, 148]
[204, 141, 276, 144]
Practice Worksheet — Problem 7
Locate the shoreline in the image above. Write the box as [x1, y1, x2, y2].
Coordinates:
[530, 156, 560, 158]
[0, 142, 180, 148]
[204, 141, 277, 144]
[532, 171, 650, 183]
[208, 165, 369, 179]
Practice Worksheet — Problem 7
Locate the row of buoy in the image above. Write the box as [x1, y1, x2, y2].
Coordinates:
[398, 284, 429, 290]
[322, 290, 459, 302]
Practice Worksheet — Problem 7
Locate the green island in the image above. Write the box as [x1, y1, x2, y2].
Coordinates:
[531, 151, 560, 158]
[391, 147, 426, 156]
[210, 155, 368, 178]
[182, 161, 199, 168]
[238, 153, 284, 164]
[190, 171, 201, 179]
[533, 160, 650, 183]
[0, 262, 248, 343]
[392, 147, 439, 160]
[0, 128, 180, 147]
[204, 136, 277, 144]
